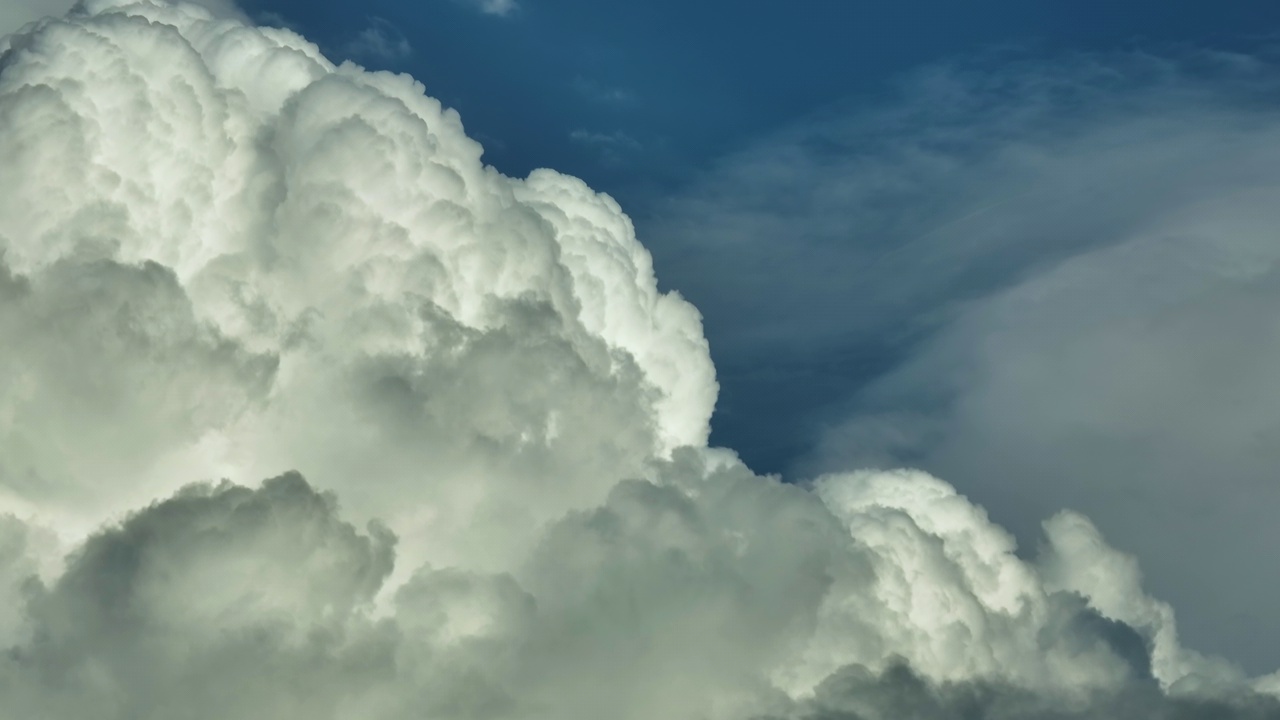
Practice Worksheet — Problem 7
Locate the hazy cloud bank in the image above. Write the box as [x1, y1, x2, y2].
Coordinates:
[646, 49, 1280, 671]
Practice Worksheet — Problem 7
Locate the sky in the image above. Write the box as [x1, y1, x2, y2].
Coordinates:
[3, 2, 1280, 719]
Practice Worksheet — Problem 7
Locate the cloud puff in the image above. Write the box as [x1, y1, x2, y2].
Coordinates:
[573, 77, 637, 106]
[0, 3, 1277, 719]
[457, 0, 519, 18]
[344, 17, 413, 63]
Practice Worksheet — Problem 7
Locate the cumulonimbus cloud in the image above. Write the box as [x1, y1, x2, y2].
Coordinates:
[0, 2, 1277, 718]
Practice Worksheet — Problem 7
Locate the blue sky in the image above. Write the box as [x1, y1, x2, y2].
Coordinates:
[238, 0, 1280, 672]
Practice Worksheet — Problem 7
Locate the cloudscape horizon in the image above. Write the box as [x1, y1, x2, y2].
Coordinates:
[1, 2, 1278, 718]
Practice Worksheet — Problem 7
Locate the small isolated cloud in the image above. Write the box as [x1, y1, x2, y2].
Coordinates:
[573, 77, 637, 106]
[570, 128, 641, 150]
[344, 16, 412, 63]
[570, 128, 642, 165]
[458, 0, 519, 18]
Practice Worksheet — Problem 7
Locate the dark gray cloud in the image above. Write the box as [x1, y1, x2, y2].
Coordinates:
[0, 254, 277, 518]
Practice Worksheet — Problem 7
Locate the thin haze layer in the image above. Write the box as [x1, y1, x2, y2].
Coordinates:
[0, 3, 1276, 719]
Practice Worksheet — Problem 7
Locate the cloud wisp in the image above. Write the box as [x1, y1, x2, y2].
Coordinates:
[0, 3, 1277, 719]
[573, 77, 638, 106]
[458, 0, 519, 19]
[0, 0, 76, 37]
[570, 128, 643, 166]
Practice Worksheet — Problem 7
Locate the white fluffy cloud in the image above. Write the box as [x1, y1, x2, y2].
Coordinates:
[0, 3, 1276, 718]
